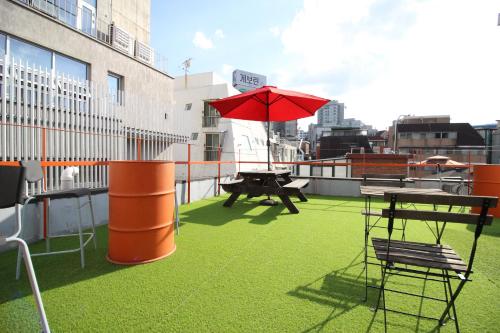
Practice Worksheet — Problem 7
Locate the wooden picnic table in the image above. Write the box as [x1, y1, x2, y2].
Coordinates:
[220, 170, 309, 214]
[360, 186, 449, 197]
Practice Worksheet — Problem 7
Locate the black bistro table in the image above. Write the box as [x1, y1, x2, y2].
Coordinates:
[221, 170, 309, 214]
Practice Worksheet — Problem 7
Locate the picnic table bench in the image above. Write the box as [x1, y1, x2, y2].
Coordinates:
[221, 170, 309, 214]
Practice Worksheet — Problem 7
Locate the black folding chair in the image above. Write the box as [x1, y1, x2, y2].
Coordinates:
[372, 192, 498, 332]
[0, 165, 50, 332]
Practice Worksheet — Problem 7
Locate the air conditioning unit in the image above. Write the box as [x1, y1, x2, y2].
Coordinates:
[135, 40, 155, 65]
[109, 23, 133, 55]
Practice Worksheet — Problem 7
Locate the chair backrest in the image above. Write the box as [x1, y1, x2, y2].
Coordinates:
[382, 192, 498, 226]
[362, 174, 406, 187]
[382, 192, 498, 275]
[0, 165, 26, 209]
[20, 160, 44, 184]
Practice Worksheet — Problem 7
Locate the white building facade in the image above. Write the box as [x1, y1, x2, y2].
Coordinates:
[172, 72, 271, 180]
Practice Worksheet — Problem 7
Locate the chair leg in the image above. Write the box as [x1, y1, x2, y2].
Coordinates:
[75, 197, 85, 269]
[16, 245, 23, 280]
[381, 265, 388, 333]
[16, 238, 51, 333]
[439, 277, 467, 330]
[45, 199, 51, 253]
[87, 194, 97, 250]
[445, 271, 460, 332]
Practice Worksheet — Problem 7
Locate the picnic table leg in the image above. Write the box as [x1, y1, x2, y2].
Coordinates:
[278, 195, 299, 214]
[223, 192, 241, 207]
[297, 192, 308, 202]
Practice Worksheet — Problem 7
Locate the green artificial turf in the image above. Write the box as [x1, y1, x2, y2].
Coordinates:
[1, 194, 500, 332]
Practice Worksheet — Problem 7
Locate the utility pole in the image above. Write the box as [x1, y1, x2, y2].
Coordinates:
[181, 58, 192, 88]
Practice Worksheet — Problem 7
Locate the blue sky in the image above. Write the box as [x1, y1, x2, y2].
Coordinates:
[151, 0, 500, 130]
[151, 0, 302, 79]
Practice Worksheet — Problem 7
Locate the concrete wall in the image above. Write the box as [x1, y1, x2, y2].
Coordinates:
[1, 0, 170, 101]
[99, 0, 151, 44]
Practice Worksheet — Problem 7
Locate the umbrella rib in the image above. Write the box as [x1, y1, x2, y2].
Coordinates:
[269, 95, 285, 106]
[279, 95, 317, 115]
[252, 95, 267, 106]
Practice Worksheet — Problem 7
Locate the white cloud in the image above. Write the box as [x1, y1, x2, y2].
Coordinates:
[222, 64, 234, 76]
[193, 31, 214, 49]
[279, 0, 500, 129]
[215, 29, 225, 39]
[269, 26, 281, 37]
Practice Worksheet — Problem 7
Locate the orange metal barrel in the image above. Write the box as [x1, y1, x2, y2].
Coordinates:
[107, 161, 176, 264]
[472, 165, 500, 217]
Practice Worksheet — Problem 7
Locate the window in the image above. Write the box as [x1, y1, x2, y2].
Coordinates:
[10, 37, 52, 69]
[55, 0, 77, 28]
[108, 73, 123, 104]
[441, 132, 449, 139]
[434, 132, 442, 139]
[185, 103, 192, 111]
[55, 53, 88, 80]
[7, 35, 89, 80]
[204, 133, 220, 161]
[202, 100, 220, 127]
[190, 132, 198, 140]
[0, 33, 5, 56]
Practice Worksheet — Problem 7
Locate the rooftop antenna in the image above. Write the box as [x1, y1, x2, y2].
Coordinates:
[181, 58, 192, 88]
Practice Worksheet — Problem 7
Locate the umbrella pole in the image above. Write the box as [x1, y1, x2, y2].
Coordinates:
[267, 119, 271, 171]
[260, 106, 277, 206]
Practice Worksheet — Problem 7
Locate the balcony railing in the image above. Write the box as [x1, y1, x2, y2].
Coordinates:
[15, 0, 168, 74]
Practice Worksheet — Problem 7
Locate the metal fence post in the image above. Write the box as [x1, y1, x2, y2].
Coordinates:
[187, 143, 191, 204]
[217, 145, 221, 196]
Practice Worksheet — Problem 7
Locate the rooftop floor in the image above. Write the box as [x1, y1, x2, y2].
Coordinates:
[1, 195, 499, 332]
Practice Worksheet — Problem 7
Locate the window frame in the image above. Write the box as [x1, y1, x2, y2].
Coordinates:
[107, 72, 124, 105]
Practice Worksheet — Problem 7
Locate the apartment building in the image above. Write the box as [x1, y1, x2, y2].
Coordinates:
[317, 100, 344, 127]
[0, 0, 187, 189]
[396, 122, 486, 163]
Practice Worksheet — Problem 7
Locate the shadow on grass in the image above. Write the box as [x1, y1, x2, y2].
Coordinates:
[0, 225, 128, 304]
[287, 251, 369, 332]
[180, 196, 292, 227]
[466, 218, 500, 237]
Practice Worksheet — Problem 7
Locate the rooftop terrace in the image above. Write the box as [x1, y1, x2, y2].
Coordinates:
[1, 194, 499, 332]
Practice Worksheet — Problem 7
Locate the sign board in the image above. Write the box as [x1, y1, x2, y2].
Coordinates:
[232, 69, 267, 92]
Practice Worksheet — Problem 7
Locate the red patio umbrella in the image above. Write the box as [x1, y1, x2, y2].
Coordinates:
[209, 85, 329, 170]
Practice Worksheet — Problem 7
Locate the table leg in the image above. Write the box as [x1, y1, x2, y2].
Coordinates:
[297, 192, 308, 202]
[278, 195, 299, 214]
[223, 192, 241, 207]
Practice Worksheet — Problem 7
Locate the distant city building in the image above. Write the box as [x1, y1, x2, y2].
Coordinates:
[297, 129, 308, 140]
[273, 120, 298, 139]
[341, 118, 364, 128]
[319, 131, 373, 159]
[474, 123, 498, 164]
[392, 116, 486, 163]
[317, 100, 344, 126]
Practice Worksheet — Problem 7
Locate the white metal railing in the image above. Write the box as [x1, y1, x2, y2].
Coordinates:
[0, 56, 187, 194]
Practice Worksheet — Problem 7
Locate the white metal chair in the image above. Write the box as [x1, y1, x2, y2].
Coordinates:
[0, 164, 50, 332]
[16, 161, 97, 279]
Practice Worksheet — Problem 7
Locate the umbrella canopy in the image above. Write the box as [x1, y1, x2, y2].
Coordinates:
[209, 86, 330, 122]
[209, 86, 329, 170]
